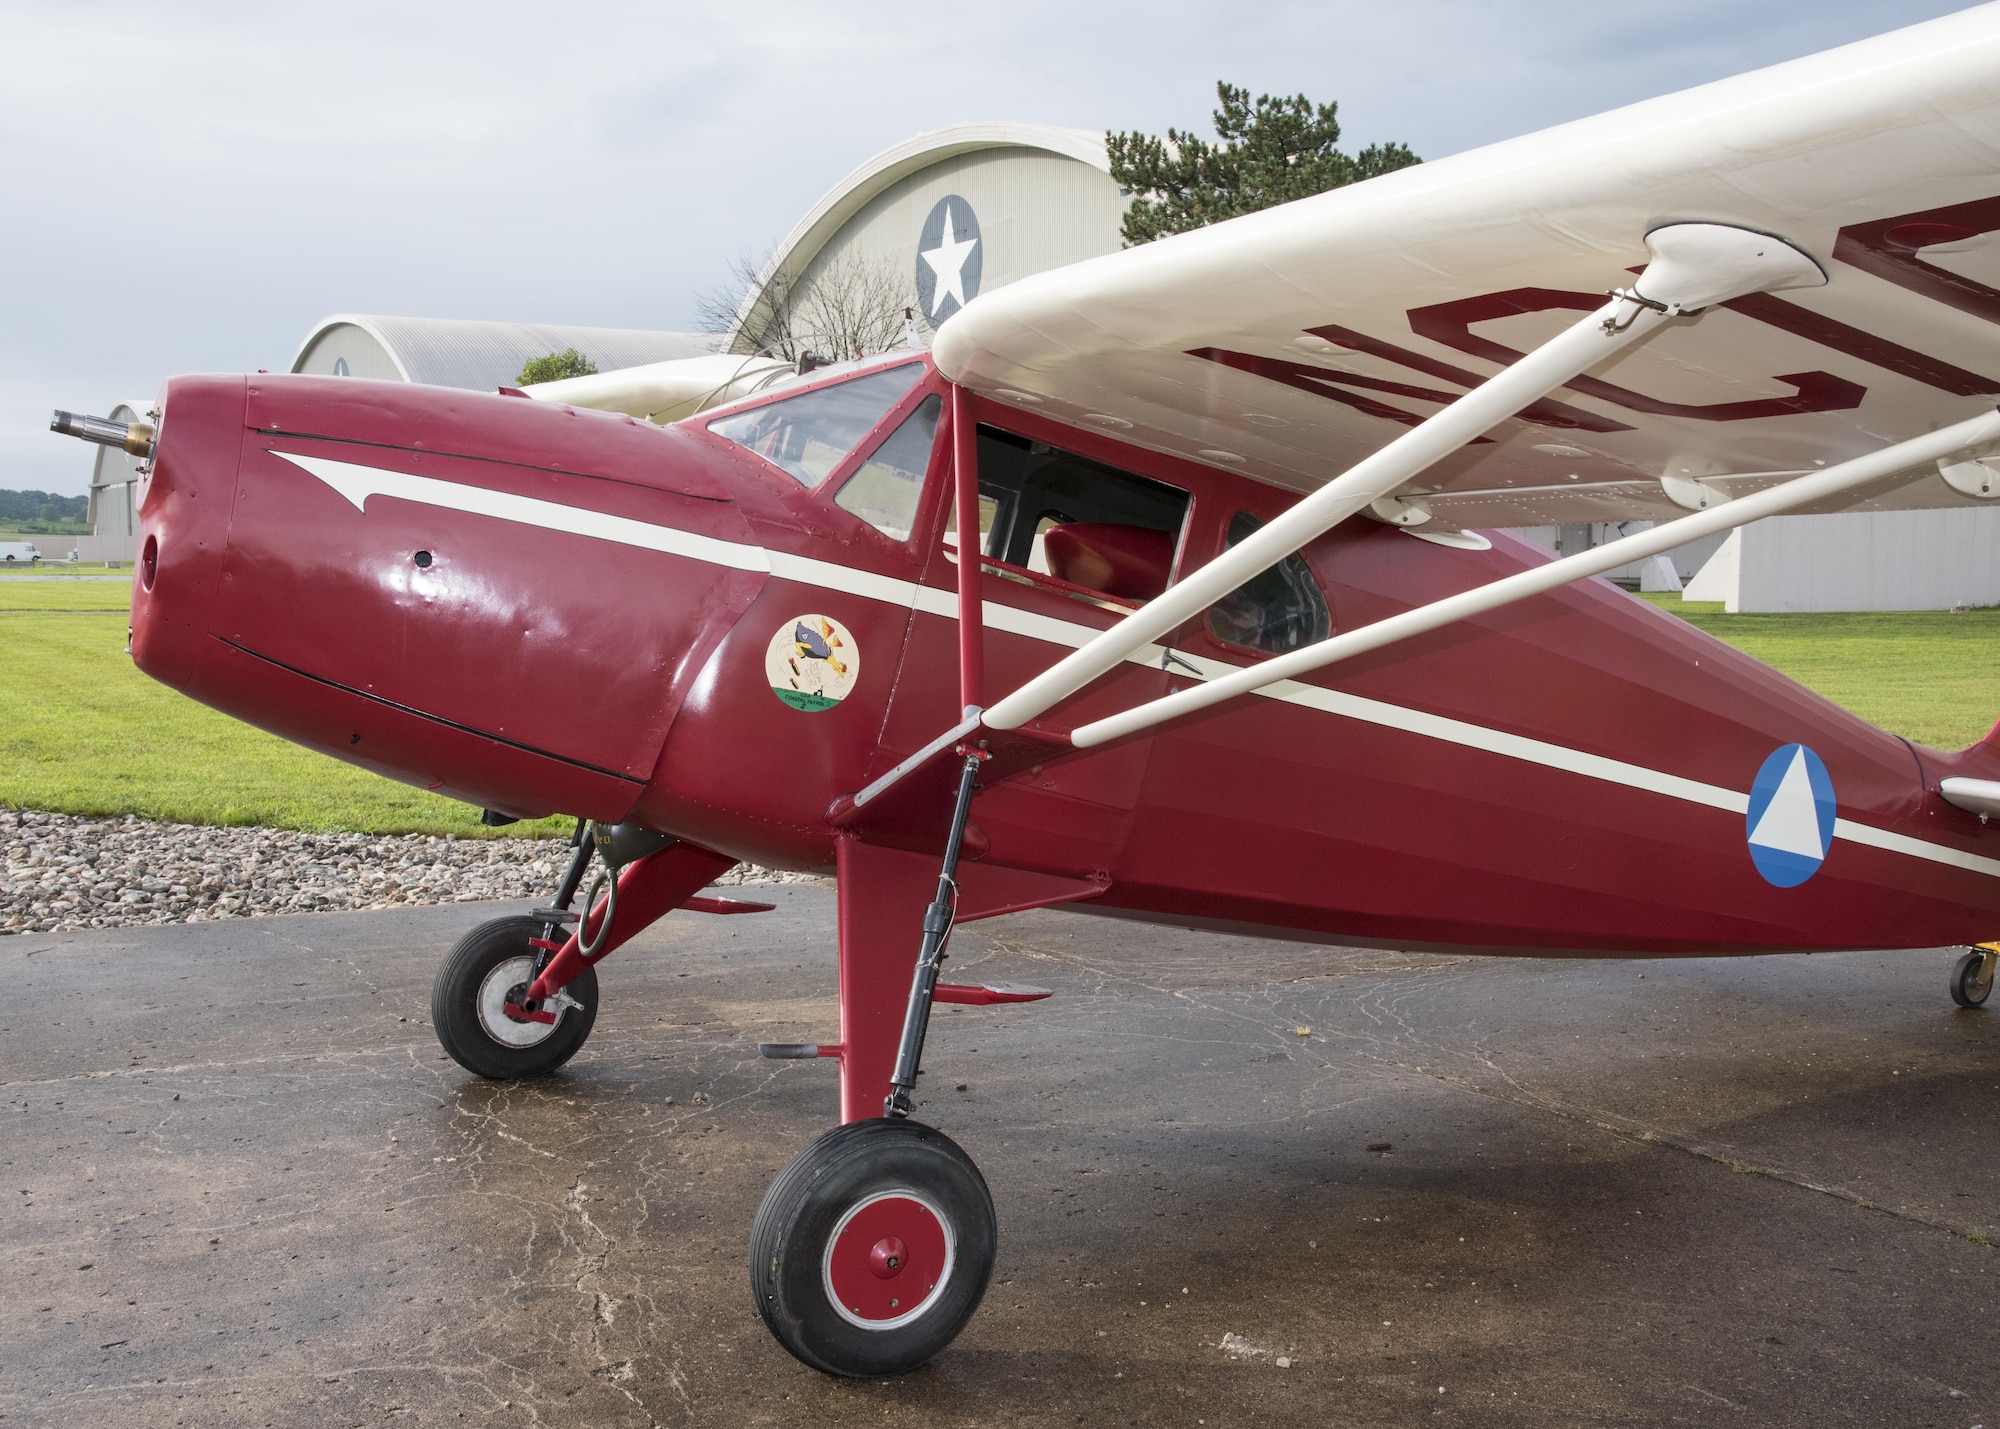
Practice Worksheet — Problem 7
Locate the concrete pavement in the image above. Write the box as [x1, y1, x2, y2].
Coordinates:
[4, 890, 1996, 1426]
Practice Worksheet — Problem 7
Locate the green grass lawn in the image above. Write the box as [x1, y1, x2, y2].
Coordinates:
[0, 578, 133, 611]
[0, 563, 127, 577]
[0, 612, 567, 837]
[1, 595, 1994, 835]
[1639, 594, 1999, 750]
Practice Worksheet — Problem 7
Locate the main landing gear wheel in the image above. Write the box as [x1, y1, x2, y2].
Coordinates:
[1951, 948, 1996, 1009]
[749, 1119, 996, 1377]
[431, 915, 598, 1078]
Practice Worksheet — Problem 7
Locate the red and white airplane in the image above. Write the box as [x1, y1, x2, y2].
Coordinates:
[52, 6, 2000, 1377]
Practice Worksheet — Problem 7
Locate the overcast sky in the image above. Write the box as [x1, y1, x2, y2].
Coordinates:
[0, 0, 1976, 494]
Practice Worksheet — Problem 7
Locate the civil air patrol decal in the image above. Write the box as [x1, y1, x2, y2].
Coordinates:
[915, 194, 982, 331]
[1745, 743, 1837, 887]
[767, 614, 859, 712]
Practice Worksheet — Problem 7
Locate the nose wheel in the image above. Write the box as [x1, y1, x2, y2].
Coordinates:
[750, 1119, 996, 1377]
[1951, 945, 1997, 1009]
[431, 915, 599, 1078]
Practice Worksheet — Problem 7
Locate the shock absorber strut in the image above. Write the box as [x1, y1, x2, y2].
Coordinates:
[885, 748, 986, 1118]
[528, 819, 596, 976]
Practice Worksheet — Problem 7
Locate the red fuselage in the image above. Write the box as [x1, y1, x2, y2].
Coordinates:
[130, 359, 2000, 957]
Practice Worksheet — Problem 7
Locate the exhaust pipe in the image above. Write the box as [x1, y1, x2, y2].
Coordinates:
[51, 409, 155, 459]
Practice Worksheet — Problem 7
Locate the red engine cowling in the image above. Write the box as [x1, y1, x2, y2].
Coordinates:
[130, 374, 765, 821]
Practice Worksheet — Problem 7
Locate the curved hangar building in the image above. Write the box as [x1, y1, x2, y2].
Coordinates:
[727, 123, 1127, 349]
[289, 315, 722, 390]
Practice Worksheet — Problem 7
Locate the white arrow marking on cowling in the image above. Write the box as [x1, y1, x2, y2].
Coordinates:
[1748, 747, 1826, 860]
[269, 450, 772, 573]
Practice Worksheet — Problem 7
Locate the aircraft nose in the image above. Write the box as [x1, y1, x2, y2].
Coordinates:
[114, 372, 770, 824]
[122, 376, 246, 698]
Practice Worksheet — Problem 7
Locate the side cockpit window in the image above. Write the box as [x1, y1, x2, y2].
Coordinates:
[706, 362, 926, 487]
[834, 395, 942, 540]
[1207, 511, 1331, 654]
[950, 427, 1189, 603]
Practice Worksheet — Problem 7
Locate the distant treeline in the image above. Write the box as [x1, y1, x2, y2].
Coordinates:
[0, 489, 89, 525]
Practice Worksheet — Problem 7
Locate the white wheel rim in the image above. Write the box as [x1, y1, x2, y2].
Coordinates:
[822, 1188, 957, 1332]
[476, 954, 561, 1048]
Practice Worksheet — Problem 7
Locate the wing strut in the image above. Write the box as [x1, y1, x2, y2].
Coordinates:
[979, 223, 1824, 735]
[1071, 406, 2000, 747]
[838, 389, 988, 819]
[951, 381, 985, 717]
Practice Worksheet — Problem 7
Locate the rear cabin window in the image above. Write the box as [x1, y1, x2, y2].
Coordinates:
[833, 394, 942, 540]
[946, 426, 1189, 603]
[706, 362, 926, 486]
[1207, 511, 1331, 653]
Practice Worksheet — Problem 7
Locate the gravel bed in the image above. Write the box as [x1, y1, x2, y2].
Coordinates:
[0, 807, 824, 936]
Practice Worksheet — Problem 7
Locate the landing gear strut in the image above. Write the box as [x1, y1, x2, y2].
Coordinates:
[431, 914, 600, 1078]
[430, 823, 738, 1079]
[431, 821, 599, 1080]
[754, 749, 1003, 1376]
[1951, 944, 1998, 1009]
[885, 752, 985, 1118]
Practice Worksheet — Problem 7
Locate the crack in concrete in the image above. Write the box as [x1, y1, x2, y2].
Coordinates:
[985, 931, 2000, 1246]
[1431, 1069, 1997, 1244]
[561, 1176, 678, 1427]
[3, 1043, 446, 1089]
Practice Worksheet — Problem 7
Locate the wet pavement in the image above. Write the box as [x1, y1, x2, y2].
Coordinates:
[4, 888, 1996, 1427]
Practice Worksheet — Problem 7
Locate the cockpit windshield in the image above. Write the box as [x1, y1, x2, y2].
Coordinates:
[706, 362, 926, 487]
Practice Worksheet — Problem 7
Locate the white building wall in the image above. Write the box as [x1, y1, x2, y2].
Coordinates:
[802, 145, 1126, 313]
[1740, 508, 2000, 611]
[1684, 507, 2000, 611]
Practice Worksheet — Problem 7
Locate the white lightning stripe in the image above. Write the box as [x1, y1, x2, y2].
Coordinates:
[914, 581, 1171, 658]
[271, 448, 2000, 880]
[1833, 819, 2000, 879]
[768, 550, 918, 608]
[1182, 650, 1753, 815]
[272, 451, 771, 573]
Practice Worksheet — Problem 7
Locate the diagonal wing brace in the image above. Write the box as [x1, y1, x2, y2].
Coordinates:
[1070, 405, 2000, 747]
[978, 223, 1825, 736]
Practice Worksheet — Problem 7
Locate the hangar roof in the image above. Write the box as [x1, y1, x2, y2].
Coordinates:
[729, 122, 1111, 347]
[290, 314, 723, 391]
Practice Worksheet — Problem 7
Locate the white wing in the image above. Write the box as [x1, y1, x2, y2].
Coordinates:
[523, 353, 794, 423]
[933, 6, 2000, 530]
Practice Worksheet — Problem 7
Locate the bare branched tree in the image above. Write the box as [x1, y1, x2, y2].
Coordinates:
[698, 247, 917, 362]
[694, 249, 770, 343]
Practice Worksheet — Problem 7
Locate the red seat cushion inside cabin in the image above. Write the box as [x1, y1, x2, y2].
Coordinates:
[1040, 523, 1175, 601]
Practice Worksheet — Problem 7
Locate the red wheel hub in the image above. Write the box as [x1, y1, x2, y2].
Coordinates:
[824, 1192, 952, 1329]
[869, 1236, 909, 1279]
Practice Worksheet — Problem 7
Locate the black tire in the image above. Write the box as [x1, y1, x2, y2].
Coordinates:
[1951, 949, 1994, 1009]
[749, 1119, 996, 1377]
[431, 915, 598, 1078]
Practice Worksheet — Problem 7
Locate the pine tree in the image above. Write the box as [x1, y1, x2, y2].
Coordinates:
[1107, 83, 1420, 246]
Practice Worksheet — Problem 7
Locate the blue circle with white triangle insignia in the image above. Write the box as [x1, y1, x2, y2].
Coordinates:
[1745, 743, 1837, 888]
